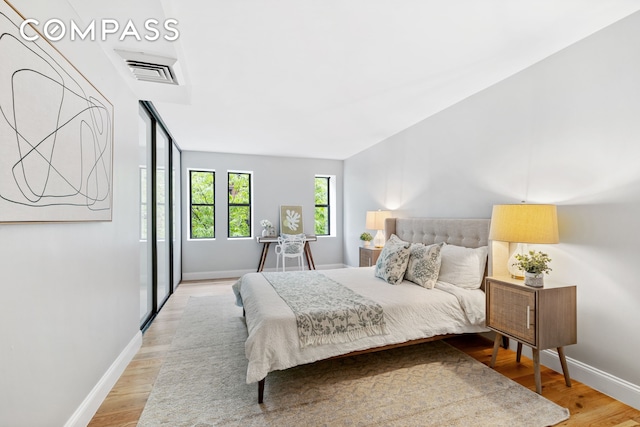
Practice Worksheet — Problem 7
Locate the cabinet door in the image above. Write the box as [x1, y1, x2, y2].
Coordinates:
[361, 248, 382, 267]
[488, 282, 536, 346]
[359, 248, 371, 267]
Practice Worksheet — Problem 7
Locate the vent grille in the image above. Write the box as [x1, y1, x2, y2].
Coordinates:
[126, 60, 176, 84]
[115, 50, 179, 85]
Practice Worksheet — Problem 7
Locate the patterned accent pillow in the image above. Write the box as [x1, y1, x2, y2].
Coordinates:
[404, 242, 444, 289]
[374, 234, 411, 285]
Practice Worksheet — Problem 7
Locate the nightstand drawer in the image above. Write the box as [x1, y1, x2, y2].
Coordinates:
[487, 281, 536, 346]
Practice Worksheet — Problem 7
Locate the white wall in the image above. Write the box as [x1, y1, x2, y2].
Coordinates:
[0, 1, 141, 426]
[344, 12, 640, 407]
[181, 151, 344, 279]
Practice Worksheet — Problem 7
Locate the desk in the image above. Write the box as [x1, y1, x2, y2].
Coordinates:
[256, 235, 317, 272]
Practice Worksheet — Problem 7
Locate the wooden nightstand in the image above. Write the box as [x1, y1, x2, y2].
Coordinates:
[485, 276, 577, 394]
[359, 247, 382, 267]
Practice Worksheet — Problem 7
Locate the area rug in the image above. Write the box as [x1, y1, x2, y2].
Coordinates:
[137, 293, 570, 427]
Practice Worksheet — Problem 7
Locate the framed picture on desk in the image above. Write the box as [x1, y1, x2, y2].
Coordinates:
[280, 205, 304, 234]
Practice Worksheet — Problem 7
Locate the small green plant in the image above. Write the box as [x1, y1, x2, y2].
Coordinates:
[513, 250, 552, 275]
[359, 232, 373, 241]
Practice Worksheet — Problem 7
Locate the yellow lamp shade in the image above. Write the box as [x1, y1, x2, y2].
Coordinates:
[489, 204, 559, 244]
[366, 210, 391, 248]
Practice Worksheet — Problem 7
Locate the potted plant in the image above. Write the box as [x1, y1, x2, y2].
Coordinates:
[513, 250, 552, 287]
[359, 232, 373, 247]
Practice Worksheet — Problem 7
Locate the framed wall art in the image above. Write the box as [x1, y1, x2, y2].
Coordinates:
[280, 205, 303, 235]
[0, 0, 114, 222]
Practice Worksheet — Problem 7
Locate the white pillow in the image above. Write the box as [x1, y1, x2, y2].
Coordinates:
[438, 244, 488, 289]
[404, 242, 444, 289]
[374, 234, 411, 285]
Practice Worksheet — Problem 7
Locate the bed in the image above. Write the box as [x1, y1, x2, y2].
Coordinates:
[233, 217, 491, 403]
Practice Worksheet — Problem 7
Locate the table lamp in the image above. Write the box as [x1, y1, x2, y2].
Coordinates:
[366, 210, 391, 248]
[488, 204, 559, 279]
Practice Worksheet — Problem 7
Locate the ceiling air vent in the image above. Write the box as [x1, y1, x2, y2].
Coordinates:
[115, 50, 179, 85]
[126, 60, 176, 84]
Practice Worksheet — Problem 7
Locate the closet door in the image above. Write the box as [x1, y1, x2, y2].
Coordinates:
[155, 123, 171, 310]
[139, 101, 181, 329]
[171, 143, 182, 289]
[139, 106, 153, 326]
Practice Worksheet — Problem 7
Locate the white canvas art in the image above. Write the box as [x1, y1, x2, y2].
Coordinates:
[0, 1, 114, 222]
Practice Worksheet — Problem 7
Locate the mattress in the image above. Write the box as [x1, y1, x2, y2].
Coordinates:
[233, 266, 489, 384]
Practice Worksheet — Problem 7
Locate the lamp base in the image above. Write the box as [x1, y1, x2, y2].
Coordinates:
[373, 230, 385, 248]
[507, 242, 526, 280]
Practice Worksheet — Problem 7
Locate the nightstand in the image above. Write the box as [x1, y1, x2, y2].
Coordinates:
[485, 276, 577, 394]
[359, 247, 382, 267]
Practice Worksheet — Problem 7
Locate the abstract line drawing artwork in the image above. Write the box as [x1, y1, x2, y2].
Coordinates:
[0, 1, 113, 222]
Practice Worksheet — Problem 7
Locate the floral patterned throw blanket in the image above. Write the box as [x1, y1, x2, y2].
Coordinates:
[262, 271, 388, 348]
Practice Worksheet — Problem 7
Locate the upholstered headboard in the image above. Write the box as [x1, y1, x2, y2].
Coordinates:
[384, 218, 490, 248]
[384, 217, 491, 290]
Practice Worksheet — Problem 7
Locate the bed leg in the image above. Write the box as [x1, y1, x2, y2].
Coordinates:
[258, 378, 265, 404]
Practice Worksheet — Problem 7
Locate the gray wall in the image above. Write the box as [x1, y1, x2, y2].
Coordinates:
[344, 12, 640, 406]
[181, 151, 344, 279]
[0, 1, 141, 425]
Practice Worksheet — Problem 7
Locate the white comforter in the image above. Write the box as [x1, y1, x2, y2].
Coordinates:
[233, 267, 488, 384]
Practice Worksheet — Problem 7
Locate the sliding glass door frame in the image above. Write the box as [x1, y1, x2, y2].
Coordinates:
[139, 101, 182, 331]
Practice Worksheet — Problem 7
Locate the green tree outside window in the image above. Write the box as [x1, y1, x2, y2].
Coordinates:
[190, 170, 215, 239]
[228, 172, 251, 238]
[315, 176, 330, 235]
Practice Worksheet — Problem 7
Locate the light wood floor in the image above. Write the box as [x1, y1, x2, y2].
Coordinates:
[89, 279, 640, 427]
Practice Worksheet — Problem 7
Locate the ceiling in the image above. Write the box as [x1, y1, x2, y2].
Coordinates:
[67, 0, 640, 160]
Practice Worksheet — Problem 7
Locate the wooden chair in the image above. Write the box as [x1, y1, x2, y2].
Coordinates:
[275, 234, 306, 271]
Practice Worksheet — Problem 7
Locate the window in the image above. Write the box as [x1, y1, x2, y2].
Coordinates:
[315, 176, 330, 236]
[190, 170, 215, 239]
[228, 171, 252, 238]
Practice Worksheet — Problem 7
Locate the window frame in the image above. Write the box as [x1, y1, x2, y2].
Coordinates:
[227, 171, 253, 239]
[189, 169, 215, 240]
[314, 175, 331, 236]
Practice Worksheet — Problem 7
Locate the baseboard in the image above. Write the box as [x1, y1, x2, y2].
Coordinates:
[64, 331, 142, 427]
[182, 269, 254, 281]
[541, 349, 640, 410]
[182, 264, 348, 281]
[509, 342, 640, 410]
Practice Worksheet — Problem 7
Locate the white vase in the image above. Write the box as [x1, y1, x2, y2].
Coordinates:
[262, 229, 269, 237]
[524, 272, 544, 288]
[362, 241, 371, 247]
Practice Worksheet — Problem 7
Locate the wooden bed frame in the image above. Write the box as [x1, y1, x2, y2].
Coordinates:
[254, 217, 490, 403]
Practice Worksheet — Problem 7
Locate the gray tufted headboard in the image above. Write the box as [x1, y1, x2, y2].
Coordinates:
[384, 218, 490, 248]
[384, 217, 491, 289]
